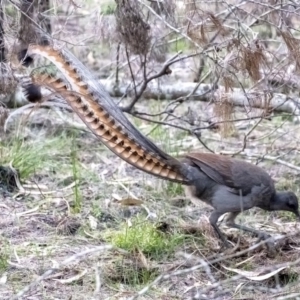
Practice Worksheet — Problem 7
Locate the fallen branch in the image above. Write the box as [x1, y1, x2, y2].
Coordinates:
[101, 80, 300, 117]
[221, 151, 300, 172]
[11, 245, 128, 300]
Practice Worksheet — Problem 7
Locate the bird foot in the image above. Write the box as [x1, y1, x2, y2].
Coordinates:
[255, 232, 276, 256]
[256, 231, 271, 242]
[222, 240, 232, 249]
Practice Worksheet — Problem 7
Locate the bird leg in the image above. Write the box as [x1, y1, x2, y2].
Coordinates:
[225, 212, 274, 249]
[226, 212, 270, 239]
[208, 184, 274, 248]
[225, 184, 274, 241]
[209, 211, 231, 248]
[209, 210, 273, 249]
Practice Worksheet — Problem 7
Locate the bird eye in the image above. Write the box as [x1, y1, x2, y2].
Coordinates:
[288, 198, 298, 209]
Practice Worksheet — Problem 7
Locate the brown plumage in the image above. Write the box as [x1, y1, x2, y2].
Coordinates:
[183, 153, 299, 245]
[24, 46, 187, 184]
[184, 152, 275, 195]
[19, 45, 299, 247]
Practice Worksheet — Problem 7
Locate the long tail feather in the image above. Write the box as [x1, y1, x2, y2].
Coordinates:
[29, 61, 189, 184]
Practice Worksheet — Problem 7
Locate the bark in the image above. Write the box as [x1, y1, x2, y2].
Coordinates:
[18, 0, 51, 49]
[101, 80, 300, 116]
[0, 0, 5, 62]
[4, 79, 300, 121]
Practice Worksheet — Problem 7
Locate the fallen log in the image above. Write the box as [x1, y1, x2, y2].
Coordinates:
[100, 80, 300, 117]
[2, 79, 300, 120]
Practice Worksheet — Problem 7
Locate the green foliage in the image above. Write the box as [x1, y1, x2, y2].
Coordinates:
[0, 242, 9, 272]
[31, 65, 58, 78]
[0, 131, 84, 181]
[108, 258, 158, 285]
[277, 210, 299, 222]
[277, 114, 294, 123]
[101, 2, 116, 15]
[70, 140, 82, 213]
[276, 177, 298, 192]
[0, 137, 62, 179]
[169, 37, 191, 52]
[105, 217, 185, 258]
[91, 202, 103, 219]
[165, 181, 184, 197]
[4, 4, 16, 18]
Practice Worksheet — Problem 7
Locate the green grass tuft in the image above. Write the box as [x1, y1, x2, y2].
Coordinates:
[105, 217, 185, 259]
[169, 37, 191, 53]
[0, 133, 85, 180]
[0, 137, 60, 179]
[70, 141, 82, 213]
[107, 258, 159, 285]
[101, 2, 116, 15]
[164, 181, 184, 197]
[0, 241, 9, 272]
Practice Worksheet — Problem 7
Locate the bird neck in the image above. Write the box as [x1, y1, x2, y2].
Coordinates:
[269, 192, 286, 211]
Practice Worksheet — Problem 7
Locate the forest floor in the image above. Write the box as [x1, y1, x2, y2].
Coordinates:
[1, 1, 300, 299]
[1, 96, 300, 299]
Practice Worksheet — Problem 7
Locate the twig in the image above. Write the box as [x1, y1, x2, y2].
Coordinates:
[93, 264, 101, 296]
[11, 245, 127, 300]
[128, 232, 299, 300]
[125, 45, 137, 99]
[234, 115, 264, 155]
[122, 51, 182, 112]
[133, 112, 191, 133]
[115, 42, 121, 89]
[221, 151, 300, 172]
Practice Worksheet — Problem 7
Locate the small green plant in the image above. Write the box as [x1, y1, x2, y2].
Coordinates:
[0, 134, 75, 179]
[31, 65, 58, 78]
[164, 181, 184, 197]
[277, 210, 298, 222]
[101, 2, 116, 15]
[105, 217, 185, 259]
[240, 261, 254, 271]
[276, 178, 297, 191]
[169, 37, 191, 53]
[0, 243, 9, 272]
[107, 257, 158, 285]
[4, 3, 16, 17]
[91, 202, 103, 219]
[278, 272, 299, 285]
[0, 138, 52, 179]
[70, 142, 82, 213]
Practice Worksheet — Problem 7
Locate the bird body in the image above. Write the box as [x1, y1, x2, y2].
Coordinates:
[19, 45, 299, 246]
[184, 153, 275, 195]
[182, 153, 299, 244]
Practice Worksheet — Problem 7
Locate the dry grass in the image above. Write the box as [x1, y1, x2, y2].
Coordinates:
[1, 98, 300, 299]
[1, 1, 300, 299]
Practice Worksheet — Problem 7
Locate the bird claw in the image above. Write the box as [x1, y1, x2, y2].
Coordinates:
[222, 240, 232, 249]
[256, 231, 271, 242]
[255, 232, 276, 255]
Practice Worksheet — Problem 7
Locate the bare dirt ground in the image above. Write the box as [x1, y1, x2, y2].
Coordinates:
[1, 1, 300, 300]
[1, 97, 300, 299]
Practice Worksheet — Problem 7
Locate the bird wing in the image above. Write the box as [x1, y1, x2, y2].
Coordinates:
[185, 153, 237, 187]
[185, 152, 275, 196]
